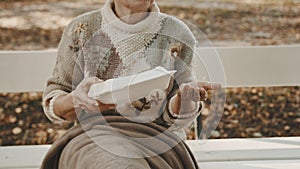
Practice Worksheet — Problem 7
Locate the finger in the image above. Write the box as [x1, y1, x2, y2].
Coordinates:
[88, 76, 102, 82]
[99, 103, 116, 112]
[63, 112, 76, 121]
[187, 87, 193, 99]
[81, 103, 100, 113]
[84, 77, 103, 88]
[197, 82, 222, 90]
[97, 101, 115, 108]
[189, 87, 200, 101]
[199, 88, 208, 101]
[193, 87, 201, 101]
[73, 91, 99, 107]
[84, 98, 100, 111]
[94, 78, 104, 84]
[181, 84, 189, 100]
[97, 101, 116, 112]
[75, 97, 100, 113]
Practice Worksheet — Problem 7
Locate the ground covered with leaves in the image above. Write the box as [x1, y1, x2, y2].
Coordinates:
[0, 0, 300, 145]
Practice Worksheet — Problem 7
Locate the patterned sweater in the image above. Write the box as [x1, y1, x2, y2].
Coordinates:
[42, 1, 202, 139]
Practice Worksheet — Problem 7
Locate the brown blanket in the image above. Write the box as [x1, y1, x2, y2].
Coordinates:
[41, 110, 199, 169]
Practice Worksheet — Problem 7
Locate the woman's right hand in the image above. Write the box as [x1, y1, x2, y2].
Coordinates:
[54, 77, 115, 121]
[72, 77, 103, 113]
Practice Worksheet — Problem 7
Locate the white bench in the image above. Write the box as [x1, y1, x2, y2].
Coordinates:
[1, 46, 300, 169]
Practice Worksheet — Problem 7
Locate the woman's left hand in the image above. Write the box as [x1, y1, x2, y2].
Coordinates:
[170, 82, 221, 115]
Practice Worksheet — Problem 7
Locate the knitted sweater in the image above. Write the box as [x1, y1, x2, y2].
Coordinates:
[42, 1, 202, 139]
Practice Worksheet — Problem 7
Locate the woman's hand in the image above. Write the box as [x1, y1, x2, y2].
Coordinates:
[170, 82, 221, 115]
[72, 77, 103, 112]
[54, 77, 115, 121]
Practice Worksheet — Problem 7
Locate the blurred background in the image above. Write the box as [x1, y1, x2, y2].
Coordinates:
[0, 0, 300, 145]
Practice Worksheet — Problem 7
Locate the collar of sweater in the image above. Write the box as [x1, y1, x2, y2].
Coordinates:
[102, 0, 161, 33]
[100, 1, 165, 77]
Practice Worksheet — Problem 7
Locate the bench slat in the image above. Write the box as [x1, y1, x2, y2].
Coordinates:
[1, 46, 300, 168]
[1, 137, 300, 168]
[1, 45, 300, 92]
[186, 137, 300, 162]
[0, 50, 56, 93]
[199, 160, 300, 169]
[0, 145, 51, 169]
[195, 45, 300, 87]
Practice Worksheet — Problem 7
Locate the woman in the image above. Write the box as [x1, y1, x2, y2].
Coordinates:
[41, 0, 220, 168]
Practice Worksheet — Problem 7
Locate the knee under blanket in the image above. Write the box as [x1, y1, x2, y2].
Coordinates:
[41, 111, 199, 169]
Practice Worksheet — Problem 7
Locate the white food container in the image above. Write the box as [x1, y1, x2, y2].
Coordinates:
[88, 66, 176, 104]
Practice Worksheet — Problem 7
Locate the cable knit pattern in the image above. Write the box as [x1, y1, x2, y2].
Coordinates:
[43, 2, 201, 138]
[101, 0, 164, 76]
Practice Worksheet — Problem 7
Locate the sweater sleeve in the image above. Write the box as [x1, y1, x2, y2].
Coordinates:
[161, 16, 203, 131]
[42, 18, 85, 124]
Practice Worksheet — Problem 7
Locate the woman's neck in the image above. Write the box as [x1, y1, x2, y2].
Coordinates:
[113, 2, 150, 24]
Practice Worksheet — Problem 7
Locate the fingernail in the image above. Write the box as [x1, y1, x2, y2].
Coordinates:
[94, 102, 99, 106]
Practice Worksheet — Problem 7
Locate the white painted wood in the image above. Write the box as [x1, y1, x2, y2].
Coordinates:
[1, 46, 300, 168]
[186, 137, 300, 162]
[1, 45, 300, 92]
[0, 145, 51, 169]
[199, 160, 300, 169]
[195, 45, 300, 87]
[1, 137, 300, 168]
[0, 50, 56, 93]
